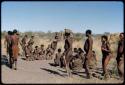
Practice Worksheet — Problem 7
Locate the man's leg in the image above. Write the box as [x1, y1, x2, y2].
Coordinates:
[103, 56, 111, 79]
[117, 60, 124, 80]
[85, 59, 92, 79]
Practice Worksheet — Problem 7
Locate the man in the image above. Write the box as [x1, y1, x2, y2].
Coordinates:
[116, 33, 124, 80]
[4, 31, 13, 68]
[39, 44, 46, 60]
[50, 40, 58, 54]
[70, 48, 83, 71]
[4, 31, 12, 56]
[50, 32, 59, 56]
[21, 35, 28, 56]
[101, 35, 112, 80]
[63, 29, 73, 77]
[78, 48, 85, 64]
[46, 44, 54, 60]
[33, 46, 40, 60]
[84, 29, 93, 79]
[25, 43, 34, 61]
[11, 29, 19, 70]
[55, 32, 60, 41]
[69, 48, 78, 69]
[28, 36, 34, 45]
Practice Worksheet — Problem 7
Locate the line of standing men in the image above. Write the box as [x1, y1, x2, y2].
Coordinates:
[63, 29, 124, 80]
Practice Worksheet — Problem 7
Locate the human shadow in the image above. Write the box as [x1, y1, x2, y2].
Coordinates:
[1, 55, 10, 68]
[49, 63, 58, 67]
[21, 57, 26, 60]
[58, 69, 87, 78]
[40, 68, 65, 77]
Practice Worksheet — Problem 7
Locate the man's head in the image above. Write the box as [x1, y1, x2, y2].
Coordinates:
[101, 35, 108, 42]
[13, 29, 18, 34]
[8, 31, 11, 35]
[78, 48, 84, 53]
[35, 46, 38, 49]
[31, 36, 34, 39]
[64, 29, 71, 37]
[85, 29, 92, 37]
[65, 33, 70, 37]
[58, 48, 61, 53]
[41, 44, 44, 48]
[10, 31, 13, 35]
[92, 50, 95, 53]
[119, 32, 124, 40]
[74, 48, 78, 52]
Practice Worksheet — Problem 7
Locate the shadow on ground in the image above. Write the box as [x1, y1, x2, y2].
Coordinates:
[1, 55, 10, 68]
[21, 58, 26, 60]
[40, 68, 65, 77]
[48, 63, 58, 67]
[58, 69, 87, 78]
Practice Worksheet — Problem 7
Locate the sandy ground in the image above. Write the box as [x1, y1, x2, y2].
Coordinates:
[1, 53, 124, 84]
[1, 39, 124, 84]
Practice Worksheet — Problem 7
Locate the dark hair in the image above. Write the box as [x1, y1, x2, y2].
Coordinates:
[41, 45, 44, 47]
[10, 31, 13, 35]
[78, 48, 84, 53]
[35, 46, 38, 48]
[65, 33, 70, 36]
[58, 48, 61, 52]
[8, 31, 12, 35]
[92, 50, 95, 53]
[86, 29, 92, 35]
[101, 35, 108, 41]
[74, 48, 77, 51]
[13, 29, 17, 33]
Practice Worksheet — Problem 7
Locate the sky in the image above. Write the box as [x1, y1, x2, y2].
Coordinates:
[1, 1, 124, 34]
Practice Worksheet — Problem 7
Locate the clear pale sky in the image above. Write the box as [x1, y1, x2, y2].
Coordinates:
[1, 1, 123, 34]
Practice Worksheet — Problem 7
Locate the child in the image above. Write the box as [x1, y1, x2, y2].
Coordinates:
[39, 45, 45, 60]
[54, 48, 62, 66]
[33, 46, 40, 60]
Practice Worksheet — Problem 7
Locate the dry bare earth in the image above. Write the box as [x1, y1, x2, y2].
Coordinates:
[1, 36, 123, 84]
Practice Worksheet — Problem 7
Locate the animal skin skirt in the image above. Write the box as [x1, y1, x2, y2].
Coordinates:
[12, 45, 19, 60]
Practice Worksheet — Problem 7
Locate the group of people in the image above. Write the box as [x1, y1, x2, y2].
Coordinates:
[4, 29, 124, 80]
[54, 47, 97, 71]
[53, 29, 124, 80]
[20, 33, 59, 61]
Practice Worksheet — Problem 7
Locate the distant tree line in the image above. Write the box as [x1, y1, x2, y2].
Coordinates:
[1, 31, 109, 41]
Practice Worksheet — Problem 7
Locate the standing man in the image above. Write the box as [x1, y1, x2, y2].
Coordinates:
[101, 35, 112, 80]
[4, 31, 12, 56]
[11, 29, 20, 70]
[4, 31, 13, 68]
[63, 29, 73, 77]
[116, 33, 124, 80]
[84, 29, 93, 79]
